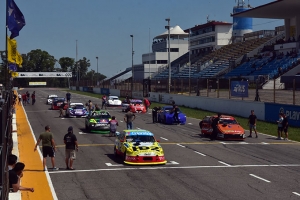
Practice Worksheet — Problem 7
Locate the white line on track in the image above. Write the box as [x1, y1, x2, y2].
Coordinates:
[194, 151, 206, 156]
[160, 137, 168, 141]
[220, 142, 227, 144]
[120, 120, 123, 123]
[78, 132, 86, 135]
[249, 174, 271, 183]
[261, 142, 269, 145]
[239, 142, 248, 144]
[105, 163, 123, 167]
[176, 144, 186, 148]
[137, 127, 141, 130]
[292, 192, 300, 197]
[188, 123, 193, 125]
[167, 161, 179, 165]
[48, 163, 300, 174]
[218, 161, 231, 166]
[181, 129, 187, 132]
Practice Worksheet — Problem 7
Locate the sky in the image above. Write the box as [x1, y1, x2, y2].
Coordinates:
[0, 0, 283, 78]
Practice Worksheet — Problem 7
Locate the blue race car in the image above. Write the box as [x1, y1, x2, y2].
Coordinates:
[157, 106, 186, 125]
[65, 103, 88, 118]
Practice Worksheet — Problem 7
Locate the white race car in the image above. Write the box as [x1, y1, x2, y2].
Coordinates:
[46, 94, 58, 104]
[107, 96, 122, 106]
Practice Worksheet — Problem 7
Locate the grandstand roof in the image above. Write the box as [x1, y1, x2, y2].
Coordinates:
[185, 21, 232, 32]
[232, 0, 300, 19]
[154, 25, 188, 39]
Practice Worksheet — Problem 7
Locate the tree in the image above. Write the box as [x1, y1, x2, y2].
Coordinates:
[59, 57, 74, 72]
[77, 57, 90, 80]
[21, 49, 56, 72]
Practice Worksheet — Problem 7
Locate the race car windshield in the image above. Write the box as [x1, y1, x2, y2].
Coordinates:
[126, 135, 155, 143]
[164, 107, 180, 113]
[91, 112, 111, 119]
[220, 119, 238, 124]
[73, 105, 84, 109]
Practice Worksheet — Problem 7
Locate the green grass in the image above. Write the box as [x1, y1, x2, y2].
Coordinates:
[65, 90, 299, 142]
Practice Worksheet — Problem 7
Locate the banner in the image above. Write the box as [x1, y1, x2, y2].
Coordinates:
[230, 81, 248, 97]
[16, 72, 72, 78]
[29, 82, 47, 86]
[265, 103, 300, 127]
[7, 37, 23, 66]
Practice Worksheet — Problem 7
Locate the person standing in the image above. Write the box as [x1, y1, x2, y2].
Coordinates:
[66, 92, 71, 104]
[143, 98, 150, 112]
[124, 108, 136, 129]
[22, 93, 27, 106]
[63, 126, 78, 170]
[101, 95, 107, 109]
[59, 102, 66, 117]
[18, 93, 21, 105]
[9, 162, 34, 192]
[26, 91, 30, 104]
[211, 113, 221, 140]
[172, 104, 180, 124]
[31, 91, 36, 105]
[276, 113, 283, 140]
[152, 106, 161, 123]
[282, 113, 289, 140]
[109, 116, 119, 137]
[34, 125, 58, 171]
[88, 100, 93, 115]
[247, 110, 258, 138]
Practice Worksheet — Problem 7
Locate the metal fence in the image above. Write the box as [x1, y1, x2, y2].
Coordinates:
[71, 77, 300, 106]
[0, 87, 13, 200]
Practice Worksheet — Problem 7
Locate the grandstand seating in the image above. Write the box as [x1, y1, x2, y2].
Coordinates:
[223, 54, 300, 80]
[153, 36, 273, 79]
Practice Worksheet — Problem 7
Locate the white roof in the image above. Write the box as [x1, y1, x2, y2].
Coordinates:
[109, 96, 119, 98]
[154, 25, 188, 39]
[48, 94, 58, 98]
[70, 103, 84, 106]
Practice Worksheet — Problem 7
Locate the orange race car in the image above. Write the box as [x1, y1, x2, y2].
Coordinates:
[128, 99, 146, 113]
[199, 115, 245, 140]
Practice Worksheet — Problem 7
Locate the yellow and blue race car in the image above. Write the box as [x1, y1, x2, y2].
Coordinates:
[114, 130, 167, 165]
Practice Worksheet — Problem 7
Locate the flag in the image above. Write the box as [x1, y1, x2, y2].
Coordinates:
[7, 0, 26, 39]
[9, 63, 18, 72]
[10, 71, 19, 78]
[7, 37, 23, 66]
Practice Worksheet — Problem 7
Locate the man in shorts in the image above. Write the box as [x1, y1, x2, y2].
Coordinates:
[109, 116, 119, 136]
[34, 125, 57, 170]
[63, 126, 78, 170]
[247, 110, 258, 138]
[59, 101, 66, 117]
[276, 113, 283, 140]
[66, 92, 71, 104]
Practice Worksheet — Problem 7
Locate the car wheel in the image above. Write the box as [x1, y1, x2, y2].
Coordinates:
[163, 117, 167, 124]
[114, 146, 117, 157]
[123, 151, 127, 162]
[85, 124, 90, 132]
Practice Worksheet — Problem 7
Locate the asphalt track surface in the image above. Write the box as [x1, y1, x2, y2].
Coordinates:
[22, 88, 300, 200]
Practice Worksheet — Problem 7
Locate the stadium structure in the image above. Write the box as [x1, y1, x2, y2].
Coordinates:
[105, 0, 300, 91]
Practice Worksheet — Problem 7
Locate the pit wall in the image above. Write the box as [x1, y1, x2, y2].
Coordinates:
[69, 88, 300, 127]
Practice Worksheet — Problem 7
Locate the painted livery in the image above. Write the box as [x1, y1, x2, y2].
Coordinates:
[114, 130, 167, 165]
[157, 106, 186, 124]
[199, 115, 245, 140]
[85, 111, 112, 133]
[66, 103, 88, 118]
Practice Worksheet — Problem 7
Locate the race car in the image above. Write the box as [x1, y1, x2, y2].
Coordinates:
[51, 97, 68, 110]
[157, 106, 186, 125]
[199, 115, 245, 140]
[46, 94, 58, 105]
[65, 103, 88, 118]
[107, 96, 122, 106]
[121, 99, 131, 112]
[85, 111, 111, 133]
[129, 99, 146, 113]
[114, 130, 167, 165]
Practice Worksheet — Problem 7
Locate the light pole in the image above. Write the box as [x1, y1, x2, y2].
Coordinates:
[130, 35, 134, 91]
[96, 56, 98, 86]
[188, 28, 191, 96]
[76, 40, 78, 87]
[165, 18, 171, 93]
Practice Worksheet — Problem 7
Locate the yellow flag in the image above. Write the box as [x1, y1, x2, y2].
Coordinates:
[10, 71, 19, 78]
[7, 37, 23, 67]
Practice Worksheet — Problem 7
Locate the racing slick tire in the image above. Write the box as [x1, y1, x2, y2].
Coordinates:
[123, 151, 127, 162]
[85, 124, 90, 133]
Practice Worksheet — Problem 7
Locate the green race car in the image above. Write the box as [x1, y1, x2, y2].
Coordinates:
[85, 111, 111, 133]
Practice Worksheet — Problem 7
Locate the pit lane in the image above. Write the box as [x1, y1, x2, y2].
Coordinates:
[22, 88, 300, 200]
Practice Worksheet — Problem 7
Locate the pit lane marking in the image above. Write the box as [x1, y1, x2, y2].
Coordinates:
[194, 151, 206, 156]
[160, 137, 168, 141]
[78, 132, 87, 135]
[218, 161, 231, 166]
[261, 142, 269, 145]
[176, 144, 186, 148]
[292, 192, 300, 197]
[249, 174, 271, 183]
[188, 123, 193, 125]
[48, 163, 300, 174]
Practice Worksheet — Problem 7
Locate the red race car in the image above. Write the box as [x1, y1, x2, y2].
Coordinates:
[199, 115, 245, 140]
[128, 99, 146, 113]
[51, 97, 68, 110]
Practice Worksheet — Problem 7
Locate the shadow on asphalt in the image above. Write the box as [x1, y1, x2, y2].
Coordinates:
[105, 153, 123, 164]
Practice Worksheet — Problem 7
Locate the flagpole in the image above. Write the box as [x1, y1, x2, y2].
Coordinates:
[5, 0, 9, 89]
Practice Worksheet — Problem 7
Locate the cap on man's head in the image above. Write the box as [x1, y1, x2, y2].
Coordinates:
[68, 126, 73, 132]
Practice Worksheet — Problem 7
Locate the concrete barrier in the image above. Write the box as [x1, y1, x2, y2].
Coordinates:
[149, 92, 265, 120]
[93, 87, 101, 94]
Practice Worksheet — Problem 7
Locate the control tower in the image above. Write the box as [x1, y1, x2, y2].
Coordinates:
[232, 0, 253, 42]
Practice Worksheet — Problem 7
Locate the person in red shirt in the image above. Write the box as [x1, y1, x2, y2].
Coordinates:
[143, 98, 150, 112]
[22, 93, 27, 106]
